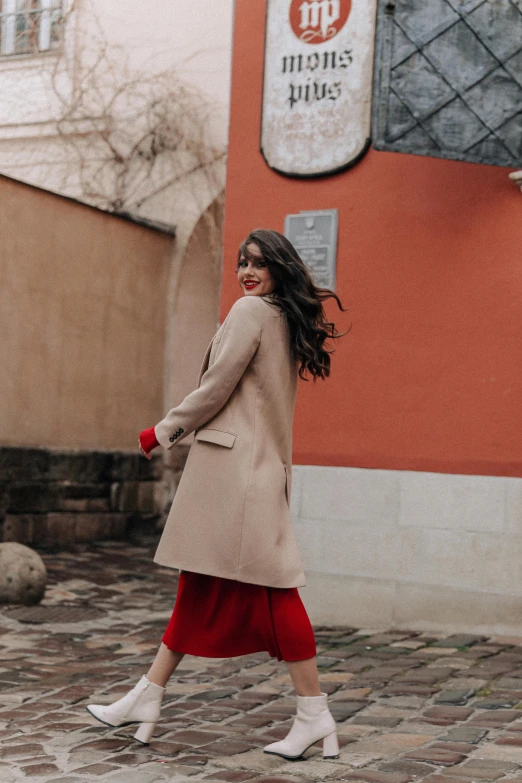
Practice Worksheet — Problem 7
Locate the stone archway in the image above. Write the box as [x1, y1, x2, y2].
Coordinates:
[168, 194, 224, 406]
[157, 194, 225, 526]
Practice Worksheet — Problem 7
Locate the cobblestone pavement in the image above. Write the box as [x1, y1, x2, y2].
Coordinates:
[2, 541, 522, 782]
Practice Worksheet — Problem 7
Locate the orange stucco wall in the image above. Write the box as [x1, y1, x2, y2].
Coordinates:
[222, 0, 522, 478]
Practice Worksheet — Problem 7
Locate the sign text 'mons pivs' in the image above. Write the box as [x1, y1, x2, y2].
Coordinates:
[261, 0, 377, 177]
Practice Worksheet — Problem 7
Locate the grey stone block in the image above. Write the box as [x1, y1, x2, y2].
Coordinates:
[6, 482, 112, 515]
[0, 447, 50, 483]
[0, 482, 8, 518]
[441, 726, 488, 742]
[493, 678, 522, 690]
[48, 451, 113, 483]
[6, 483, 57, 514]
[472, 697, 519, 709]
[431, 634, 486, 648]
[434, 689, 476, 705]
[0, 446, 163, 549]
[137, 453, 164, 481]
[3, 514, 45, 545]
[111, 482, 157, 513]
[329, 699, 369, 720]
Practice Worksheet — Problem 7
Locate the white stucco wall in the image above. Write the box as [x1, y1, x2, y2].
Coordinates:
[293, 465, 522, 635]
[88, 0, 233, 117]
[0, 0, 234, 222]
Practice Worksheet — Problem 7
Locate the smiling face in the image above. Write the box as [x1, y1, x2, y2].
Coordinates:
[237, 242, 276, 297]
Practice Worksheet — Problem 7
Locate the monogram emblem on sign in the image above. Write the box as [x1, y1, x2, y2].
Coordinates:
[289, 0, 352, 44]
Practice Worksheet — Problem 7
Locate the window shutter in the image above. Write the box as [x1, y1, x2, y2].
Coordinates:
[38, 0, 53, 51]
[1, 0, 17, 56]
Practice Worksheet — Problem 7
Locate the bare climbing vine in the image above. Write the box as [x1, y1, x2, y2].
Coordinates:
[45, 0, 226, 216]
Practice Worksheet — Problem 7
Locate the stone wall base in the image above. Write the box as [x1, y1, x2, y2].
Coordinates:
[291, 464, 522, 636]
[301, 571, 522, 637]
[0, 446, 172, 549]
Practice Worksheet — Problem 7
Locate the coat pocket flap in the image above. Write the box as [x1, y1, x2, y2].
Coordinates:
[194, 428, 237, 448]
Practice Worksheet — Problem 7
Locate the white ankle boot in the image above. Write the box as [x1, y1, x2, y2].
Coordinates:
[86, 674, 165, 745]
[263, 692, 339, 760]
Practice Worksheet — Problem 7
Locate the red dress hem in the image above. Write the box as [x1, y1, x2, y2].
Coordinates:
[161, 570, 316, 662]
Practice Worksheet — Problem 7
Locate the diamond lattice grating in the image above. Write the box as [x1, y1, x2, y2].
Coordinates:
[372, 0, 522, 166]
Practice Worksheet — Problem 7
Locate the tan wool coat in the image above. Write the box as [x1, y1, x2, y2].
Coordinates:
[153, 294, 306, 588]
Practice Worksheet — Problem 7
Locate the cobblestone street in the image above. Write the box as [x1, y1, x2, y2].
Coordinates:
[2, 540, 522, 782]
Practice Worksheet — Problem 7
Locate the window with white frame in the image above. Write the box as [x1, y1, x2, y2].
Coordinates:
[0, 0, 63, 57]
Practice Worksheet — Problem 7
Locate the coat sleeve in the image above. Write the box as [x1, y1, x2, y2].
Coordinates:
[154, 296, 265, 449]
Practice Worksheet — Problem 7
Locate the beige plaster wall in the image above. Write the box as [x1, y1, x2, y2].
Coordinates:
[0, 176, 174, 450]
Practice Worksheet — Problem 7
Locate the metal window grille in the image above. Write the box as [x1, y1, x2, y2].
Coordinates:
[372, 0, 522, 167]
[0, 0, 63, 58]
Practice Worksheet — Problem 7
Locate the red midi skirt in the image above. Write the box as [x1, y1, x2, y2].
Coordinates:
[161, 571, 316, 662]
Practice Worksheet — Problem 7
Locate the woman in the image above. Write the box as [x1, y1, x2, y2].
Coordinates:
[86, 229, 349, 761]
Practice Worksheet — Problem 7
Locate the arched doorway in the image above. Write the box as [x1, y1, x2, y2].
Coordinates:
[157, 194, 224, 526]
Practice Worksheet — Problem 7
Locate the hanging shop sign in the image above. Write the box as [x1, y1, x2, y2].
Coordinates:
[285, 210, 338, 289]
[261, 0, 377, 178]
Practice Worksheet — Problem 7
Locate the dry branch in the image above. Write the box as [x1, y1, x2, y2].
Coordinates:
[43, 0, 226, 216]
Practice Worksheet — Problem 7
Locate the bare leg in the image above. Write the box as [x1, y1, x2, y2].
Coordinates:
[146, 642, 185, 687]
[285, 656, 321, 696]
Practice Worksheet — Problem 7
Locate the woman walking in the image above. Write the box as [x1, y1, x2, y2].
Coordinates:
[86, 229, 348, 760]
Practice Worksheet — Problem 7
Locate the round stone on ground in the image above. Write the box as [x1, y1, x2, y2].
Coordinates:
[0, 543, 47, 605]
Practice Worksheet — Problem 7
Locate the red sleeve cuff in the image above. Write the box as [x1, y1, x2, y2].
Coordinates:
[139, 427, 160, 454]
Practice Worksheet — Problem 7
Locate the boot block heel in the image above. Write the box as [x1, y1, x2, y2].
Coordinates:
[134, 721, 156, 745]
[323, 731, 340, 758]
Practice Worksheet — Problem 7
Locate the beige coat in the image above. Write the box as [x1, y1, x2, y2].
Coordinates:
[153, 294, 306, 588]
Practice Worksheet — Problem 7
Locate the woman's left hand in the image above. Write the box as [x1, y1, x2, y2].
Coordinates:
[138, 439, 152, 460]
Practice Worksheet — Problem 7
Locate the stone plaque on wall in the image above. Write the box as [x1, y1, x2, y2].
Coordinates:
[285, 210, 338, 289]
[261, 0, 378, 177]
[372, 0, 522, 167]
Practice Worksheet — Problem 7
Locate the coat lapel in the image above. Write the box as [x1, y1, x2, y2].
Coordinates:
[197, 337, 214, 387]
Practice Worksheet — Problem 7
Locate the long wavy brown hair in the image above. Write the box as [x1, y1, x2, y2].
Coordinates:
[236, 229, 350, 381]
